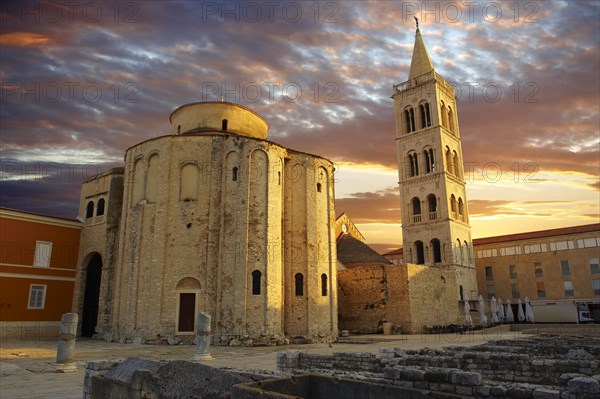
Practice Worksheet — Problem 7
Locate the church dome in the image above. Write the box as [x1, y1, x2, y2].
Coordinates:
[169, 101, 269, 139]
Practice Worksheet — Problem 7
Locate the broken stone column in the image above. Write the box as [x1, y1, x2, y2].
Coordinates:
[192, 312, 212, 361]
[55, 312, 78, 372]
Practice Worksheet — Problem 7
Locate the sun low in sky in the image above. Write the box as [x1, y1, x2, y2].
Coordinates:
[1, 1, 598, 253]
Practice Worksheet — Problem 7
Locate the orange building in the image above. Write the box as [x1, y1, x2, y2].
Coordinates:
[0, 207, 81, 339]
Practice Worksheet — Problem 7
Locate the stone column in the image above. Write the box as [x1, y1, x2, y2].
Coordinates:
[55, 313, 78, 372]
[192, 312, 212, 361]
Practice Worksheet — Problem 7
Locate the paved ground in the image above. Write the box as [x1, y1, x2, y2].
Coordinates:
[0, 327, 521, 399]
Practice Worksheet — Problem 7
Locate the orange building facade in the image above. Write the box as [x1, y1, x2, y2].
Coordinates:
[0, 207, 81, 339]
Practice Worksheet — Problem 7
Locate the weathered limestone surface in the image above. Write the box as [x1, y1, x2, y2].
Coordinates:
[55, 312, 78, 372]
[76, 102, 338, 345]
[192, 312, 212, 361]
[338, 263, 462, 334]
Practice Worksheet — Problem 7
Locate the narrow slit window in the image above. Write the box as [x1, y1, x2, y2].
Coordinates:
[222, 119, 228, 130]
[232, 167, 238, 181]
[252, 270, 261, 295]
[321, 274, 328, 296]
[295, 273, 304, 296]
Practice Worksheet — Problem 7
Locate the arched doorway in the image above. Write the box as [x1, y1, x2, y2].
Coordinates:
[81, 253, 102, 337]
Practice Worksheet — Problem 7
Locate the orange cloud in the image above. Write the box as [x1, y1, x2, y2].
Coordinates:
[0, 32, 49, 46]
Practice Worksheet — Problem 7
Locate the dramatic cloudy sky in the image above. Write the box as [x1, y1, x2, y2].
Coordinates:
[1, 0, 598, 252]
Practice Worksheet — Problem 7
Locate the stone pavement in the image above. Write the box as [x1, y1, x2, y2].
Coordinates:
[0, 327, 521, 399]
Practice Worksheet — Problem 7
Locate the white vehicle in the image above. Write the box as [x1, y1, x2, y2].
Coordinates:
[529, 300, 595, 323]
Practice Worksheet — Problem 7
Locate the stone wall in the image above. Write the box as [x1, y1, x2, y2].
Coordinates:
[276, 336, 600, 398]
[105, 126, 336, 344]
[337, 263, 462, 334]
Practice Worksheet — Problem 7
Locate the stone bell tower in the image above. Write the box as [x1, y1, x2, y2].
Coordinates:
[392, 25, 477, 300]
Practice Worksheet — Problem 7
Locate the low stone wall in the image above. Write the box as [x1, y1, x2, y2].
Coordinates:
[276, 351, 380, 373]
[275, 336, 600, 399]
[510, 324, 600, 338]
[385, 349, 598, 385]
[83, 360, 124, 399]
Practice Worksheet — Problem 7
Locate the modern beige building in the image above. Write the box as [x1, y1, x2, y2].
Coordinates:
[74, 101, 338, 345]
[473, 224, 600, 306]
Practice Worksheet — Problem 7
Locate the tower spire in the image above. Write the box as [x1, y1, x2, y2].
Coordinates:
[408, 25, 434, 80]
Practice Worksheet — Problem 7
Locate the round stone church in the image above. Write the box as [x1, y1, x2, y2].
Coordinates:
[74, 101, 338, 345]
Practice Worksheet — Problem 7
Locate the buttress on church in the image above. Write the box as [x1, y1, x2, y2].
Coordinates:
[73, 27, 477, 343]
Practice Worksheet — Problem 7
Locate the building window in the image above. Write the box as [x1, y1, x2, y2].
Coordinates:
[427, 194, 437, 220]
[33, 241, 52, 268]
[590, 257, 600, 274]
[252, 270, 261, 295]
[407, 152, 419, 177]
[28, 285, 46, 309]
[317, 183, 322, 192]
[487, 284, 495, 300]
[485, 266, 493, 281]
[415, 241, 425, 264]
[536, 281, 546, 298]
[86, 201, 94, 218]
[560, 260, 570, 276]
[431, 239, 441, 263]
[177, 125, 181, 134]
[452, 151, 460, 177]
[458, 198, 465, 221]
[445, 147, 452, 174]
[321, 274, 328, 296]
[222, 119, 228, 130]
[232, 167, 238, 181]
[96, 198, 105, 216]
[450, 195, 457, 219]
[534, 262, 543, 278]
[424, 148, 435, 174]
[511, 283, 520, 299]
[509, 265, 517, 280]
[593, 279, 600, 295]
[295, 273, 304, 296]
[418, 102, 431, 128]
[411, 197, 421, 223]
[563, 280, 574, 297]
[404, 107, 415, 133]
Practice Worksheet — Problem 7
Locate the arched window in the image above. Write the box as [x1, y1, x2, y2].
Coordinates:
[407, 152, 419, 177]
[317, 183, 322, 192]
[180, 163, 199, 201]
[131, 158, 144, 206]
[295, 273, 304, 296]
[96, 198, 105, 216]
[415, 241, 425, 264]
[459, 285, 464, 301]
[448, 107, 455, 133]
[232, 166, 238, 181]
[457, 239, 463, 264]
[427, 194, 437, 220]
[419, 102, 431, 129]
[431, 239, 442, 263]
[424, 148, 434, 173]
[85, 201, 94, 219]
[252, 270, 261, 295]
[321, 274, 328, 296]
[222, 119, 228, 131]
[441, 102, 448, 128]
[453, 151, 460, 177]
[412, 197, 421, 223]
[445, 147, 452, 174]
[177, 125, 181, 134]
[450, 194, 457, 218]
[146, 154, 159, 203]
[458, 198, 465, 221]
[404, 107, 415, 133]
[464, 240, 470, 264]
